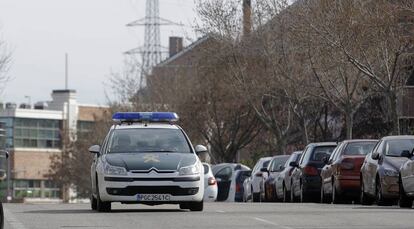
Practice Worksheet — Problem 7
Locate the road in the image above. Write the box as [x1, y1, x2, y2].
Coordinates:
[3, 202, 414, 229]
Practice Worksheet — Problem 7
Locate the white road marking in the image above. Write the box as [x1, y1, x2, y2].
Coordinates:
[3, 207, 28, 229]
[216, 210, 226, 213]
[253, 217, 294, 229]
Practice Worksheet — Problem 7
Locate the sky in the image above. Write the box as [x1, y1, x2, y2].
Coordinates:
[0, 0, 198, 105]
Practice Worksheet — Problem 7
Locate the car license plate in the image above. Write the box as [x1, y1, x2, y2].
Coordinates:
[137, 194, 171, 201]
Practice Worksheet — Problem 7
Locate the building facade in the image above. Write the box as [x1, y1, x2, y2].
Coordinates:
[0, 90, 107, 201]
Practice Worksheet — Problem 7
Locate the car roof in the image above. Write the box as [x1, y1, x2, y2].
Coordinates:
[381, 135, 414, 140]
[307, 142, 337, 147]
[112, 123, 180, 130]
[271, 155, 290, 159]
[341, 139, 378, 143]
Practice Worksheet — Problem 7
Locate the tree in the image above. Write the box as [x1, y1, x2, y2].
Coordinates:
[294, 0, 414, 135]
[0, 33, 11, 92]
[48, 113, 112, 200]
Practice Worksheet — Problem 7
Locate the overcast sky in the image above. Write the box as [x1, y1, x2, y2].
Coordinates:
[0, 0, 198, 105]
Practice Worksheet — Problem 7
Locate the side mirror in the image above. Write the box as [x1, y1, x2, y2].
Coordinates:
[195, 145, 208, 154]
[289, 161, 298, 167]
[260, 167, 268, 173]
[371, 152, 380, 160]
[401, 150, 412, 158]
[89, 145, 100, 154]
[322, 156, 329, 164]
[277, 165, 284, 171]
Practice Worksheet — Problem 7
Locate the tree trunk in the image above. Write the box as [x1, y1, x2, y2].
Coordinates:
[300, 117, 309, 145]
[387, 92, 400, 135]
[344, 112, 353, 140]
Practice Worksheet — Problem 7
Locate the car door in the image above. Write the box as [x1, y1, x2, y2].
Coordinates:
[215, 166, 233, 201]
[401, 157, 414, 193]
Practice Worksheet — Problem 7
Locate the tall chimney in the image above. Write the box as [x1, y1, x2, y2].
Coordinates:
[169, 37, 183, 57]
[243, 0, 252, 36]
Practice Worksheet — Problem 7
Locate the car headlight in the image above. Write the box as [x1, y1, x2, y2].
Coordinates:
[104, 162, 127, 176]
[179, 164, 200, 176]
[383, 169, 398, 177]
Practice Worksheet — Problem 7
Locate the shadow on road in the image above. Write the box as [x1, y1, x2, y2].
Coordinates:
[23, 209, 186, 214]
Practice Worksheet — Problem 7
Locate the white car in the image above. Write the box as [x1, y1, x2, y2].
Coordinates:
[212, 163, 251, 202]
[243, 157, 272, 202]
[202, 163, 218, 202]
[89, 112, 205, 212]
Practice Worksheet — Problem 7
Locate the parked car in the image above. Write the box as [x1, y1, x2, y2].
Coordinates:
[212, 163, 251, 202]
[0, 150, 8, 229]
[398, 138, 414, 208]
[202, 163, 218, 202]
[290, 142, 337, 202]
[243, 157, 272, 202]
[262, 155, 290, 202]
[361, 136, 414, 206]
[275, 151, 302, 202]
[320, 140, 378, 204]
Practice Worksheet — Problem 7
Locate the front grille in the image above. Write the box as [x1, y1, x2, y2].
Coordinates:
[106, 186, 199, 196]
[104, 176, 200, 182]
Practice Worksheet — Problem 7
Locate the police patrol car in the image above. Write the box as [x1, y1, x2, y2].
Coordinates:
[89, 112, 205, 212]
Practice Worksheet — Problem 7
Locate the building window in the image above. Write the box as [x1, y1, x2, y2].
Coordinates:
[13, 179, 61, 199]
[11, 118, 61, 149]
[77, 120, 94, 133]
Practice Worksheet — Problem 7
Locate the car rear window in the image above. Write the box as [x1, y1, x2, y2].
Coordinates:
[343, 142, 377, 156]
[311, 146, 336, 162]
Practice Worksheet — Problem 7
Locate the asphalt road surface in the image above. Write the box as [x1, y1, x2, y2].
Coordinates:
[3, 202, 414, 229]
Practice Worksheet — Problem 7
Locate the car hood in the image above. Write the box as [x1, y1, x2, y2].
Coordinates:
[104, 153, 197, 172]
[383, 156, 409, 171]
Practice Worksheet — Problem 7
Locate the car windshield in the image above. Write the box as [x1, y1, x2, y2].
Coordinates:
[385, 139, 414, 157]
[108, 128, 191, 153]
[343, 142, 377, 156]
[271, 156, 289, 171]
[311, 146, 336, 162]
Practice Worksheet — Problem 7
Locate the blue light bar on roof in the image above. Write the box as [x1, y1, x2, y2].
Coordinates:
[112, 112, 179, 123]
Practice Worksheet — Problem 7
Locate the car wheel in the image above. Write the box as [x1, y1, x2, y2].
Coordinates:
[283, 185, 290, 203]
[291, 181, 297, 203]
[96, 179, 111, 212]
[253, 192, 260, 202]
[320, 185, 330, 204]
[399, 178, 413, 208]
[300, 182, 309, 203]
[360, 177, 373, 205]
[332, 179, 342, 204]
[91, 195, 97, 210]
[188, 201, 203, 211]
[376, 177, 392, 206]
[0, 202, 4, 229]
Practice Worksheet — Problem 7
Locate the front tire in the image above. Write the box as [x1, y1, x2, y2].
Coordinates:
[188, 201, 203, 211]
[332, 179, 342, 204]
[252, 191, 260, 202]
[283, 185, 290, 203]
[96, 179, 111, 212]
[399, 178, 413, 208]
[320, 185, 330, 204]
[376, 177, 392, 206]
[360, 178, 373, 205]
[91, 195, 97, 210]
[300, 182, 309, 203]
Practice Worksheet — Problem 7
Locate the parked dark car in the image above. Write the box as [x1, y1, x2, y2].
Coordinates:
[360, 136, 414, 206]
[212, 163, 251, 202]
[320, 140, 377, 204]
[398, 139, 414, 208]
[290, 142, 337, 202]
[0, 150, 8, 229]
[275, 151, 302, 202]
[262, 155, 290, 202]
